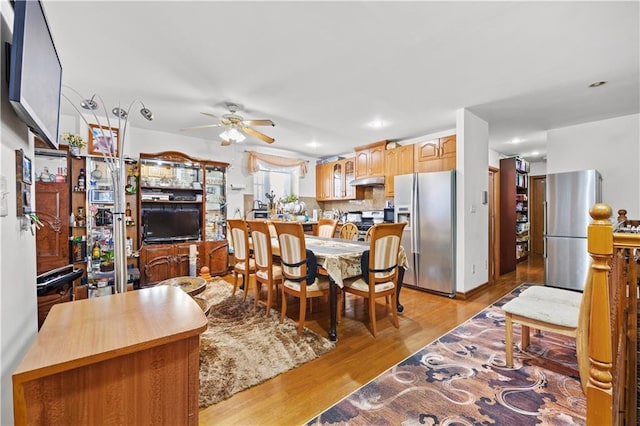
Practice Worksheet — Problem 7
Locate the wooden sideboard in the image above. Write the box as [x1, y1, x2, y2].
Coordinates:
[13, 286, 208, 425]
[138, 240, 229, 287]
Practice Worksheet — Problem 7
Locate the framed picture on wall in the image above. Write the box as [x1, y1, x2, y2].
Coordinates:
[88, 124, 119, 157]
[22, 153, 32, 184]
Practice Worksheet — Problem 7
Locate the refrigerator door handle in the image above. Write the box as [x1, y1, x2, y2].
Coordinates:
[411, 173, 419, 254]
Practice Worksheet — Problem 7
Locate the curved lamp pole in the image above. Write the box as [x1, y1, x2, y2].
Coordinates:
[62, 87, 153, 293]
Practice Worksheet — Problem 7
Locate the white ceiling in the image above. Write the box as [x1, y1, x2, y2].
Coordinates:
[42, 1, 639, 160]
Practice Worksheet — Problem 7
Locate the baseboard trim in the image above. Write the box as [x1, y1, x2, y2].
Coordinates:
[455, 281, 489, 300]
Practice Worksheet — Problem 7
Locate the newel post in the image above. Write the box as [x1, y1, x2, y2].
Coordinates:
[586, 203, 614, 425]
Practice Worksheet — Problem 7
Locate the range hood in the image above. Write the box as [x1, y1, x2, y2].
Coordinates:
[349, 176, 385, 186]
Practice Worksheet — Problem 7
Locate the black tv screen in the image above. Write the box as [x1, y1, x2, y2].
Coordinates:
[9, 0, 62, 149]
[143, 209, 201, 243]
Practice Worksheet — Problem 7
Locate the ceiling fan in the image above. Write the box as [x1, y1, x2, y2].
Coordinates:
[181, 103, 275, 146]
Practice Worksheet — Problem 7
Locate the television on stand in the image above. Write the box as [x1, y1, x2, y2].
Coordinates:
[142, 209, 201, 244]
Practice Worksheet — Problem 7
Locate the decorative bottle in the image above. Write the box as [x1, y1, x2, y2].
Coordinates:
[76, 206, 85, 227]
[92, 241, 101, 259]
[125, 202, 132, 218]
[77, 168, 86, 191]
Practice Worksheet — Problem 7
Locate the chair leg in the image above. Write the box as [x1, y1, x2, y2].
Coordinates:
[505, 315, 514, 367]
[521, 325, 531, 352]
[232, 271, 239, 295]
[242, 272, 250, 302]
[390, 292, 399, 329]
[253, 276, 261, 308]
[369, 297, 377, 337]
[280, 289, 287, 324]
[298, 296, 307, 336]
[265, 281, 273, 316]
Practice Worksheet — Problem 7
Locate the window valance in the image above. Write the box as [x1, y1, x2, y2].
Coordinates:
[247, 150, 308, 176]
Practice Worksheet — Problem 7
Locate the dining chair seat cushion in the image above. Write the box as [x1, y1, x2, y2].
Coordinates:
[283, 277, 330, 292]
[256, 265, 282, 281]
[502, 297, 579, 328]
[343, 277, 395, 293]
[235, 259, 256, 272]
[516, 285, 583, 308]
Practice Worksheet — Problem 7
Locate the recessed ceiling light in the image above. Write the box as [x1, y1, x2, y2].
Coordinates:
[308, 141, 319, 148]
[367, 119, 387, 129]
[589, 81, 607, 88]
[511, 138, 521, 144]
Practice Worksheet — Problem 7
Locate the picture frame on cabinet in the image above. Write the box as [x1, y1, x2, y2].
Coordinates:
[88, 124, 119, 157]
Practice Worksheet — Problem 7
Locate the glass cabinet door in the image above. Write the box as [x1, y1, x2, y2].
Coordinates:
[344, 159, 355, 198]
[333, 163, 342, 199]
[204, 164, 227, 240]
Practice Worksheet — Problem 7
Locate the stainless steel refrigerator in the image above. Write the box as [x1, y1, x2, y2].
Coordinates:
[394, 170, 456, 296]
[544, 169, 602, 292]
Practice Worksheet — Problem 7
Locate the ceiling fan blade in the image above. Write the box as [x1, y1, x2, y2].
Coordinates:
[180, 123, 223, 131]
[220, 139, 232, 146]
[242, 127, 275, 144]
[200, 112, 219, 120]
[242, 119, 275, 127]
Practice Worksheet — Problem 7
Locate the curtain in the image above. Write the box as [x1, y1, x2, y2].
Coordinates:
[247, 150, 308, 176]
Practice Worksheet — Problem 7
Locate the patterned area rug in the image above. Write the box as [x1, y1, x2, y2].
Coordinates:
[198, 278, 335, 408]
[307, 284, 586, 425]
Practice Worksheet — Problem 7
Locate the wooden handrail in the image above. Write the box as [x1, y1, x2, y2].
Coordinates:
[587, 203, 639, 426]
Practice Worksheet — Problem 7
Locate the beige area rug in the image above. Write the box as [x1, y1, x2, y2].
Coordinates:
[198, 278, 336, 408]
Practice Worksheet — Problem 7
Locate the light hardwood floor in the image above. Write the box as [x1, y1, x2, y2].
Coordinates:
[199, 255, 544, 425]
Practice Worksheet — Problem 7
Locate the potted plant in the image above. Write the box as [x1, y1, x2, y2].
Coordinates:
[100, 249, 115, 272]
[63, 132, 86, 156]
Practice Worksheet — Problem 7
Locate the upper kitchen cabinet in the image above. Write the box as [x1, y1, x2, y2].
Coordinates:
[315, 161, 332, 201]
[414, 135, 456, 173]
[316, 158, 363, 201]
[355, 140, 387, 178]
[384, 144, 414, 197]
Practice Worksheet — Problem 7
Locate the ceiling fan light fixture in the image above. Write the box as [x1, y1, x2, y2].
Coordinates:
[220, 127, 246, 143]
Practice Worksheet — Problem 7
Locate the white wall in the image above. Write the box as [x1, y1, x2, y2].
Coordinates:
[0, 2, 39, 423]
[456, 109, 489, 293]
[547, 114, 640, 218]
[529, 160, 547, 177]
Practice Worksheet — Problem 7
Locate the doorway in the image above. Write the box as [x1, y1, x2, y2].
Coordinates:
[488, 167, 500, 283]
[530, 175, 546, 255]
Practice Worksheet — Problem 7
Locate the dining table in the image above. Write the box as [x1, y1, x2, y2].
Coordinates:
[270, 235, 408, 342]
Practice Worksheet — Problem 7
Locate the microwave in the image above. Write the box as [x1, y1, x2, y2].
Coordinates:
[90, 189, 114, 204]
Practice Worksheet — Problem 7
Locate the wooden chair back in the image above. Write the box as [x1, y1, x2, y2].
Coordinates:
[227, 219, 250, 263]
[247, 220, 281, 315]
[366, 223, 406, 286]
[316, 218, 338, 238]
[339, 222, 359, 240]
[273, 221, 308, 281]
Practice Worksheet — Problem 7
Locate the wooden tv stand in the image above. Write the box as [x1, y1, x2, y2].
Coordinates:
[13, 286, 208, 425]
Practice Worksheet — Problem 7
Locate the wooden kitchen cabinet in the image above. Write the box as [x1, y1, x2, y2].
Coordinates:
[316, 159, 363, 201]
[384, 144, 414, 197]
[414, 135, 457, 173]
[315, 162, 333, 201]
[139, 240, 228, 287]
[355, 140, 387, 178]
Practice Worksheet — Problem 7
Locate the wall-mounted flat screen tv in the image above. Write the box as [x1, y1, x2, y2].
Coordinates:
[8, 0, 62, 149]
[142, 209, 201, 244]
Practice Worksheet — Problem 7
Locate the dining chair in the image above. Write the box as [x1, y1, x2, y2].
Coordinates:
[247, 220, 283, 316]
[339, 222, 359, 240]
[342, 222, 406, 337]
[273, 221, 333, 335]
[316, 218, 338, 238]
[364, 226, 373, 242]
[227, 218, 256, 304]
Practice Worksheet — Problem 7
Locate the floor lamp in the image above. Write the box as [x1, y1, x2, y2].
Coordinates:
[63, 87, 153, 293]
